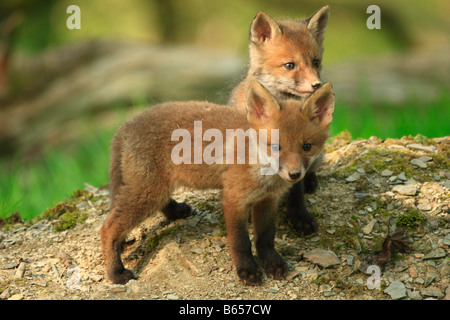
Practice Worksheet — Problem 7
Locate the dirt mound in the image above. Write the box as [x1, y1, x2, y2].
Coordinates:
[1, 134, 449, 300]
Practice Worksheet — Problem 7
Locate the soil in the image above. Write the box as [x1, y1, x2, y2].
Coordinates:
[1, 134, 449, 300]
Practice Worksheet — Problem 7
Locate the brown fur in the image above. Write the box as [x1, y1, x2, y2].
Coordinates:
[229, 6, 329, 107]
[101, 81, 335, 285]
[228, 7, 330, 236]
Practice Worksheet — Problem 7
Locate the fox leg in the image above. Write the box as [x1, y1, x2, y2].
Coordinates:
[101, 205, 137, 284]
[222, 192, 261, 285]
[253, 197, 288, 279]
[161, 198, 192, 220]
[303, 170, 319, 194]
[101, 184, 167, 284]
[285, 180, 318, 236]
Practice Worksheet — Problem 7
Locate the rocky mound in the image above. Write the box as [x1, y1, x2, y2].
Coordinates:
[0, 134, 449, 300]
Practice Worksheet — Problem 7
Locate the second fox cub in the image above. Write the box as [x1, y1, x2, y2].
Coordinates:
[101, 81, 335, 285]
[229, 6, 330, 236]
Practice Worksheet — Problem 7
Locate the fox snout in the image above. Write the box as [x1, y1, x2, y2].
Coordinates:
[279, 166, 305, 183]
[311, 81, 322, 90]
[288, 170, 302, 181]
[297, 79, 322, 97]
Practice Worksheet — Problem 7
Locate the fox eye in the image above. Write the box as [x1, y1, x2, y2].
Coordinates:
[271, 144, 282, 152]
[283, 62, 295, 70]
[302, 143, 312, 151]
[312, 59, 320, 68]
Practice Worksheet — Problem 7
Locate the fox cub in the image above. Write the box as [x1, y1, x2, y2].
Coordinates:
[229, 6, 330, 236]
[101, 81, 335, 285]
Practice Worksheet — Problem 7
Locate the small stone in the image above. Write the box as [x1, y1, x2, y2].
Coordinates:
[444, 286, 450, 300]
[388, 176, 398, 183]
[187, 216, 201, 228]
[8, 294, 24, 300]
[264, 287, 279, 293]
[354, 192, 369, 199]
[406, 143, 436, 153]
[347, 255, 354, 266]
[90, 274, 104, 282]
[393, 261, 408, 272]
[440, 262, 450, 278]
[14, 262, 26, 278]
[205, 213, 219, 225]
[384, 281, 407, 300]
[392, 184, 418, 196]
[424, 273, 437, 287]
[303, 269, 319, 280]
[443, 234, 450, 246]
[110, 286, 127, 294]
[417, 204, 432, 211]
[423, 248, 446, 260]
[409, 267, 418, 278]
[346, 173, 360, 182]
[417, 156, 432, 163]
[397, 172, 407, 181]
[411, 158, 427, 169]
[304, 248, 340, 268]
[0, 288, 10, 300]
[407, 290, 422, 300]
[191, 248, 203, 254]
[167, 294, 179, 300]
[415, 278, 425, 284]
[421, 287, 444, 299]
[404, 178, 417, 185]
[381, 169, 394, 177]
[362, 219, 377, 235]
[4, 261, 19, 269]
[357, 167, 366, 174]
[322, 290, 335, 297]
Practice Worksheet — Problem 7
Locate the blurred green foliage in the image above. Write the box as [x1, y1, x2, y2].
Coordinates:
[2, 0, 449, 60]
[1, 0, 448, 220]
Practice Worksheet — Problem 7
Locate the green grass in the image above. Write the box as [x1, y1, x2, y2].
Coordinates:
[0, 89, 449, 221]
[0, 130, 111, 221]
[330, 88, 450, 140]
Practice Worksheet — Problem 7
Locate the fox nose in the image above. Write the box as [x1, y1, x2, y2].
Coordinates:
[311, 81, 322, 90]
[288, 171, 301, 180]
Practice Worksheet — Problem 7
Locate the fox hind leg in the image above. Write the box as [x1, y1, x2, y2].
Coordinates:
[101, 184, 168, 284]
[101, 206, 138, 284]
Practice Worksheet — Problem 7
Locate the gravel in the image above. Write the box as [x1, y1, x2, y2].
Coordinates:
[1, 135, 448, 300]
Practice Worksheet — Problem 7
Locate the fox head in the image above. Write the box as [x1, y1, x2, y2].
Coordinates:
[248, 6, 329, 100]
[246, 80, 334, 183]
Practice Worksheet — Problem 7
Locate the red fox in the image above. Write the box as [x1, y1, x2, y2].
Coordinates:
[229, 6, 330, 236]
[101, 81, 335, 285]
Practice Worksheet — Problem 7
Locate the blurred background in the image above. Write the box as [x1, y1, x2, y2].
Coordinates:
[0, 0, 449, 220]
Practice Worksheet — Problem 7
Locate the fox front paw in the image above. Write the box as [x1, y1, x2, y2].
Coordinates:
[108, 268, 136, 284]
[261, 251, 288, 280]
[236, 262, 262, 285]
[292, 213, 318, 236]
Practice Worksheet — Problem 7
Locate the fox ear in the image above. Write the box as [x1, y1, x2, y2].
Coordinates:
[303, 82, 335, 127]
[306, 5, 329, 44]
[246, 81, 280, 124]
[250, 11, 282, 44]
